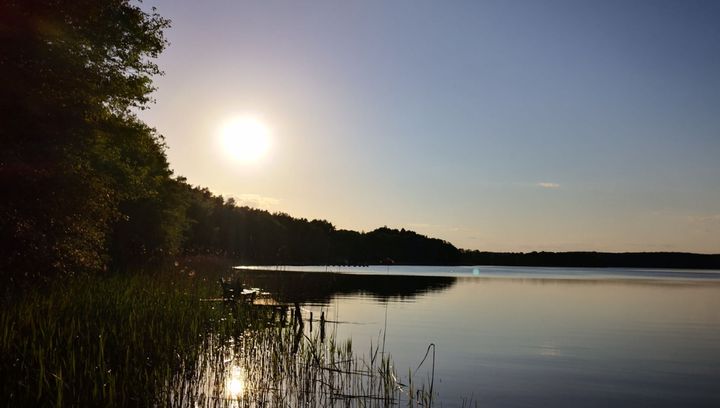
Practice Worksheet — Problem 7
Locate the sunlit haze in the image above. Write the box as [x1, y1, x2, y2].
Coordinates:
[139, 0, 720, 253]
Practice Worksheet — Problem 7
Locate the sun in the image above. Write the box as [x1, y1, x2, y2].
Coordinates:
[219, 116, 271, 163]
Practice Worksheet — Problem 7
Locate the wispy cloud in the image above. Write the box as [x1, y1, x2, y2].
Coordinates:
[687, 214, 720, 232]
[537, 182, 560, 189]
[688, 214, 720, 223]
[228, 193, 280, 209]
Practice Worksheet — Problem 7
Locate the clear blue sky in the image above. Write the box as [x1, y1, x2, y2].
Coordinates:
[139, 0, 720, 253]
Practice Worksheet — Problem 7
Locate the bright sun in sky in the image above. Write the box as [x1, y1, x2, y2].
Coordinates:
[219, 116, 271, 163]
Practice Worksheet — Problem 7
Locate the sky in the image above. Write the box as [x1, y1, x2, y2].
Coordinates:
[138, 0, 720, 253]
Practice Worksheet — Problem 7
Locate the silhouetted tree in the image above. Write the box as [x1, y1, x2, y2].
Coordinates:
[0, 0, 172, 282]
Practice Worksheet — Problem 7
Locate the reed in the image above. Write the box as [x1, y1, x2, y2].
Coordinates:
[0, 261, 433, 406]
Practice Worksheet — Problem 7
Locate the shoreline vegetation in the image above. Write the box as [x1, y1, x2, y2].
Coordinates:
[0, 256, 435, 406]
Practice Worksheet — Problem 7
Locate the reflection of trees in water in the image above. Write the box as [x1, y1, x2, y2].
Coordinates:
[229, 269, 457, 304]
[185, 281, 437, 406]
[179, 301, 430, 406]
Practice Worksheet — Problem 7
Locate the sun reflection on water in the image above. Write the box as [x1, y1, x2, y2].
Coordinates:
[224, 365, 245, 399]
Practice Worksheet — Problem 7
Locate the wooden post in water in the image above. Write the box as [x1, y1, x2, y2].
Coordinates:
[320, 311, 326, 343]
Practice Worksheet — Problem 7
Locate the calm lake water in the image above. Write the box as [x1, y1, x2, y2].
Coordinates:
[233, 265, 720, 407]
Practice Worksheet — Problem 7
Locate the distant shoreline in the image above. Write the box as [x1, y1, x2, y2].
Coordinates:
[238, 251, 720, 270]
[456, 251, 720, 270]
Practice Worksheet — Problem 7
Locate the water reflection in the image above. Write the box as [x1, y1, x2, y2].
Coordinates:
[224, 364, 245, 399]
[172, 294, 431, 407]
[229, 268, 457, 304]
[179, 268, 720, 407]
[320, 273, 720, 407]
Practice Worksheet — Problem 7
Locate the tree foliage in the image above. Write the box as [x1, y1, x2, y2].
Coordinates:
[169, 184, 720, 269]
[0, 0, 173, 282]
[176, 185, 460, 265]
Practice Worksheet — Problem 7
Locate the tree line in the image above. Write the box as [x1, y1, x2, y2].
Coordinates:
[2, 1, 717, 288]
[179, 188, 460, 266]
[460, 250, 720, 270]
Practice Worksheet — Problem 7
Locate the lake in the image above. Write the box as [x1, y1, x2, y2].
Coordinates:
[232, 265, 720, 407]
